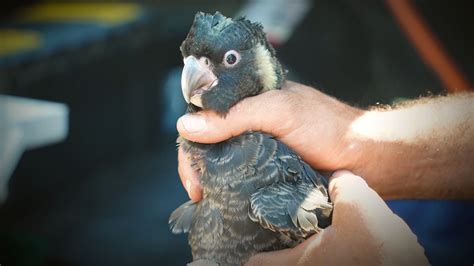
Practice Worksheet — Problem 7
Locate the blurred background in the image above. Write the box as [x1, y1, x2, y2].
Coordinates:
[0, 0, 472, 265]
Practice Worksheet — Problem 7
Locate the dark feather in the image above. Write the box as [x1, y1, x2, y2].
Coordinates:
[171, 133, 332, 264]
[170, 12, 332, 265]
[169, 200, 196, 234]
[180, 12, 284, 114]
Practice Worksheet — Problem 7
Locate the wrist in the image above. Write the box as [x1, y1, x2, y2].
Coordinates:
[333, 107, 367, 171]
[338, 109, 394, 195]
[338, 109, 417, 198]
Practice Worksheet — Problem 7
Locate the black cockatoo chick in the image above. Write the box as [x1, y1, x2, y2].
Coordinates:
[170, 12, 333, 265]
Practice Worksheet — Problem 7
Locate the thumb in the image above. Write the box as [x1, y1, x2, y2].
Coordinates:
[177, 87, 294, 144]
[328, 170, 394, 209]
[327, 170, 397, 230]
[328, 170, 377, 205]
[328, 173, 428, 265]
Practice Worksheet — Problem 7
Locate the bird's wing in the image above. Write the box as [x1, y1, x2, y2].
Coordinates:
[169, 200, 197, 234]
[249, 139, 333, 239]
[249, 180, 332, 238]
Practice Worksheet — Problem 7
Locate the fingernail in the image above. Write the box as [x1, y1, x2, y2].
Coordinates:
[180, 114, 207, 133]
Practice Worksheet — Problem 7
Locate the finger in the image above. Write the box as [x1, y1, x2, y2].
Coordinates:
[245, 248, 299, 266]
[177, 84, 296, 144]
[328, 170, 396, 226]
[178, 147, 203, 202]
[328, 170, 372, 204]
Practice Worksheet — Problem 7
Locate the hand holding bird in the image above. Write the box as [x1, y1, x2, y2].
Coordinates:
[245, 170, 428, 266]
[171, 10, 473, 265]
[177, 81, 361, 202]
[170, 12, 333, 265]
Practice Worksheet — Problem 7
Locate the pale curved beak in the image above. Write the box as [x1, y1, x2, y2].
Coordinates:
[181, 56, 218, 107]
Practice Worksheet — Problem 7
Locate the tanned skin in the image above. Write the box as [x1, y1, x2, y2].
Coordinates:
[177, 80, 473, 265]
[178, 81, 474, 201]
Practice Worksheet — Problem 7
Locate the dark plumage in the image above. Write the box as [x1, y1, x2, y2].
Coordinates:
[170, 12, 332, 265]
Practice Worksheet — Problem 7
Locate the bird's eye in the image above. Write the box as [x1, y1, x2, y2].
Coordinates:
[223, 50, 240, 67]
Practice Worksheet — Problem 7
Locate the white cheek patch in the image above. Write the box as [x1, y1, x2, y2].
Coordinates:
[254, 44, 277, 91]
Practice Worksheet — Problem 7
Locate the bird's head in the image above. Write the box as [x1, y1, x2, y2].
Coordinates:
[180, 11, 284, 114]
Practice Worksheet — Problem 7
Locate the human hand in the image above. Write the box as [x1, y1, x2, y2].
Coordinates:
[245, 170, 429, 266]
[177, 81, 362, 201]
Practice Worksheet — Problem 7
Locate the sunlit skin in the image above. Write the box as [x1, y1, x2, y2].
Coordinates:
[245, 170, 428, 266]
[178, 81, 474, 200]
[177, 80, 473, 264]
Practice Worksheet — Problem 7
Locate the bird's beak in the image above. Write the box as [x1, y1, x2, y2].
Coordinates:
[181, 56, 218, 108]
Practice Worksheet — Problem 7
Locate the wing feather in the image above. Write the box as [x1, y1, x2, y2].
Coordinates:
[249, 137, 333, 239]
[169, 200, 197, 234]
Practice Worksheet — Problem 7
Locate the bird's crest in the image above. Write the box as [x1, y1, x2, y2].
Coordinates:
[180, 12, 268, 57]
[193, 12, 234, 34]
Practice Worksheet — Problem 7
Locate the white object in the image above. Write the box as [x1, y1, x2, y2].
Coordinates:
[0, 95, 68, 202]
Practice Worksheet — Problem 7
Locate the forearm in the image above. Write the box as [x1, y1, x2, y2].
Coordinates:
[344, 93, 474, 199]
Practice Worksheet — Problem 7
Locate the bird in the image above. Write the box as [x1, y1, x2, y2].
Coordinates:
[169, 11, 333, 265]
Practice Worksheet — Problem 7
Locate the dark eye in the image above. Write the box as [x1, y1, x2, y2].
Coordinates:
[223, 50, 240, 67]
[226, 54, 236, 64]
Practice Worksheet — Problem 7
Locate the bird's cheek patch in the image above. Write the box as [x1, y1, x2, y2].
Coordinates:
[254, 44, 277, 92]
